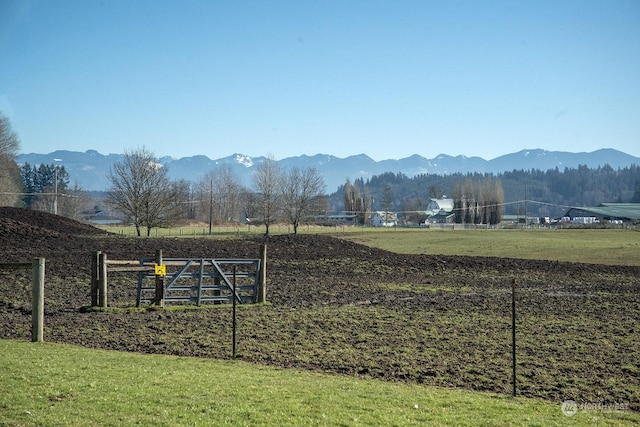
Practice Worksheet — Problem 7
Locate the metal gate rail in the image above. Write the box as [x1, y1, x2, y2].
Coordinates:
[136, 258, 261, 306]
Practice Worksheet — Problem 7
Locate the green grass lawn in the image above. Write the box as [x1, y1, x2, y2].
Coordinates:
[2, 340, 636, 426]
[328, 228, 640, 266]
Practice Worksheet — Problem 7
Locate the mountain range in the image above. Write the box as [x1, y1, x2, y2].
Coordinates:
[16, 148, 640, 193]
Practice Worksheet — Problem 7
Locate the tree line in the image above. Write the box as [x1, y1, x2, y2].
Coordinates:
[105, 148, 326, 236]
[340, 173, 504, 225]
[0, 114, 327, 235]
[329, 164, 640, 221]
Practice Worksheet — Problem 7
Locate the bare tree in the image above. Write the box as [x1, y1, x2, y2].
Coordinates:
[463, 178, 477, 224]
[281, 166, 325, 234]
[106, 147, 177, 236]
[0, 155, 22, 207]
[488, 178, 504, 225]
[343, 178, 353, 213]
[0, 114, 22, 206]
[343, 178, 366, 225]
[0, 114, 19, 159]
[141, 180, 183, 234]
[172, 179, 197, 221]
[251, 155, 282, 236]
[58, 181, 92, 220]
[363, 186, 373, 226]
[198, 165, 245, 226]
[452, 176, 503, 225]
[382, 184, 394, 224]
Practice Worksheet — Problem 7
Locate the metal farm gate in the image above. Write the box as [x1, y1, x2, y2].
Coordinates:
[136, 258, 261, 306]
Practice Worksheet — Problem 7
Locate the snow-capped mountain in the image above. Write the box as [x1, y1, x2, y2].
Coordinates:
[16, 148, 640, 192]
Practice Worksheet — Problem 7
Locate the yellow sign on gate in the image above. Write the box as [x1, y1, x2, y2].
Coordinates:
[154, 264, 166, 276]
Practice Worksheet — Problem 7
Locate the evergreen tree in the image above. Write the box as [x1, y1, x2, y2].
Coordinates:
[632, 180, 640, 203]
[20, 163, 70, 213]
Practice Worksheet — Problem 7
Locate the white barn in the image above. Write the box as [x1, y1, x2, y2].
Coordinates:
[424, 198, 455, 224]
[371, 211, 398, 227]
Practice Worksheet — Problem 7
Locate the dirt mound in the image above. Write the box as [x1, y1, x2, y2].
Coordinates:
[0, 207, 109, 239]
[264, 233, 392, 259]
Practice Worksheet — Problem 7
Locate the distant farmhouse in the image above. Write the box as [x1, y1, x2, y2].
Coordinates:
[368, 198, 456, 227]
[371, 211, 398, 227]
[424, 198, 455, 225]
[563, 203, 640, 224]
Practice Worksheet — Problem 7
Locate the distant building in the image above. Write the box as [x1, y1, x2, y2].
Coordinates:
[502, 215, 543, 225]
[371, 211, 398, 227]
[563, 203, 640, 223]
[313, 214, 358, 226]
[424, 198, 455, 224]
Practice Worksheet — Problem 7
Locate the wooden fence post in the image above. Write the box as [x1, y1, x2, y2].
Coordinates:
[511, 277, 517, 397]
[154, 249, 164, 308]
[232, 266, 237, 359]
[31, 257, 45, 342]
[257, 244, 267, 303]
[91, 251, 100, 306]
[98, 252, 108, 308]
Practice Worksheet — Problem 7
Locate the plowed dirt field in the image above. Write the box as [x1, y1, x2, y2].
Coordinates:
[1, 207, 638, 410]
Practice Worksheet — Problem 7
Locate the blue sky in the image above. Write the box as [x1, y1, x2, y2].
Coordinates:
[1, 0, 639, 161]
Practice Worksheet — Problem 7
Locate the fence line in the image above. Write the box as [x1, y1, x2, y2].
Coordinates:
[90, 245, 267, 308]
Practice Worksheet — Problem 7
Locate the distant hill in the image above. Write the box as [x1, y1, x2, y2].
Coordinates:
[17, 148, 640, 192]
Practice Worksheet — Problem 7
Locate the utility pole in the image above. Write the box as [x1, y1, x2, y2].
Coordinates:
[209, 178, 213, 235]
[512, 278, 517, 396]
[53, 158, 62, 215]
[524, 186, 528, 229]
[53, 167, 58, 215]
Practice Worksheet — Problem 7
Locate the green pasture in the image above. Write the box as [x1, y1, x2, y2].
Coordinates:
[327, 228, 640, 266]
[2, 340, 636, 426]
[100, 224, 640, 266]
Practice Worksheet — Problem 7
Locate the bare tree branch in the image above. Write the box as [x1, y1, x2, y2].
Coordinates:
[106, 147, 175, 236]
[252, 155, 282, 236]
[0, 114, 22, 206]
[281, 166, 325, 234]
